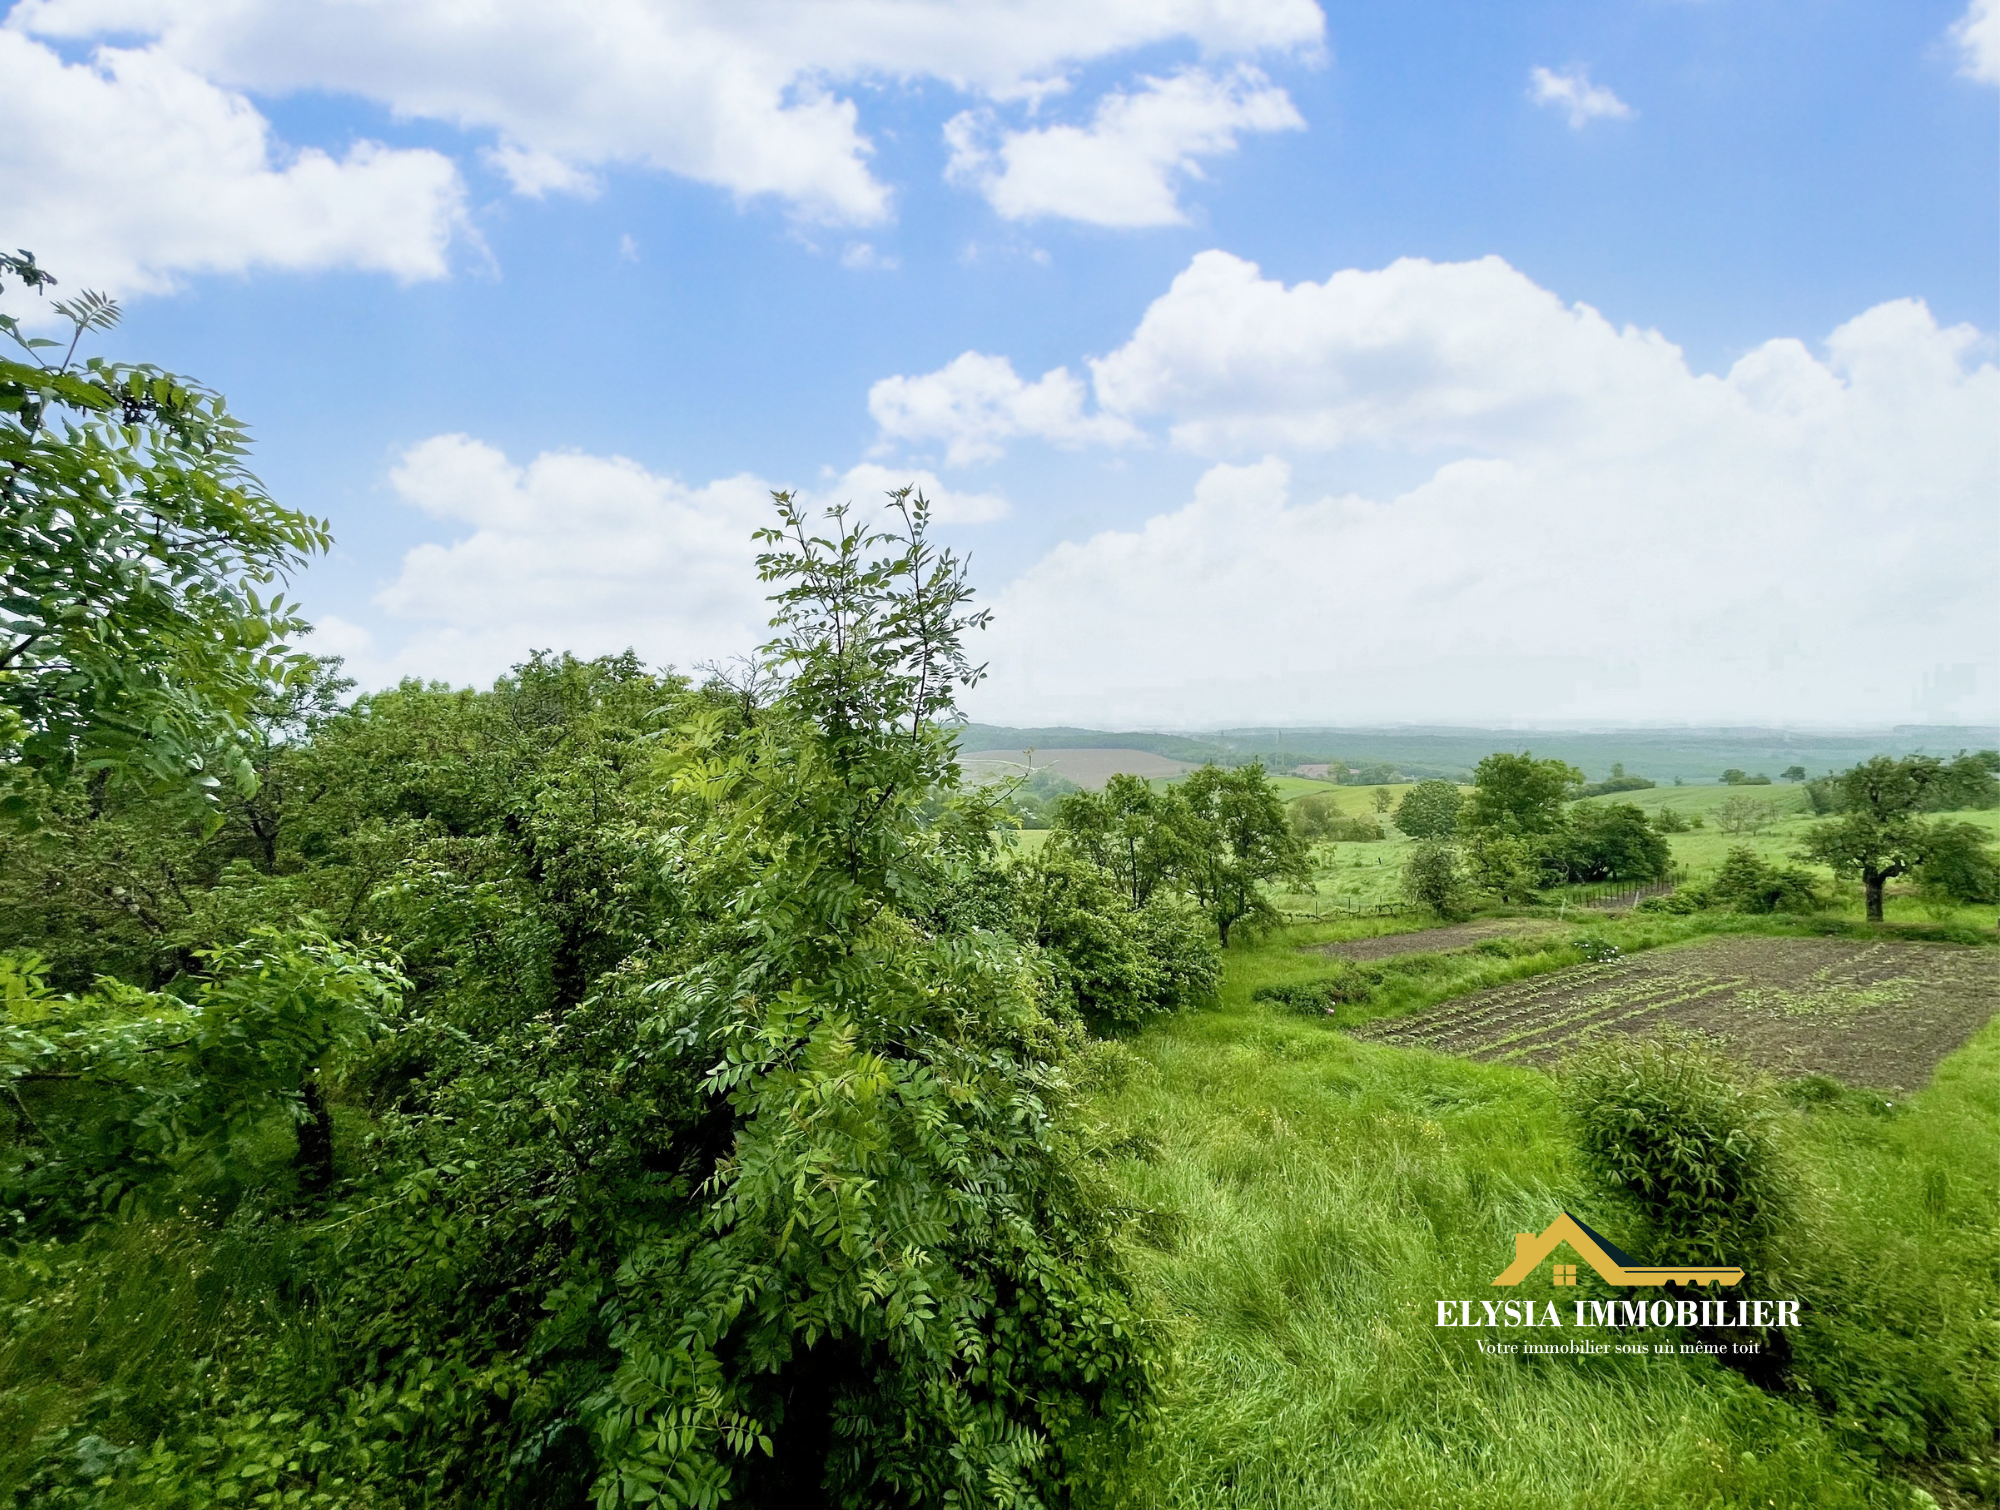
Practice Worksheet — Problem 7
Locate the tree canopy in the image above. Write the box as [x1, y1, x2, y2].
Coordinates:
[1, 254, 327, 822]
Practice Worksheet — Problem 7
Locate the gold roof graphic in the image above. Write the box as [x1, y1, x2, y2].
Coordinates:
[1492, 1211, 1744, 1288]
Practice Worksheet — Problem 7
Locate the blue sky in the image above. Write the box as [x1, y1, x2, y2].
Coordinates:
[4, 0, 1995, 727]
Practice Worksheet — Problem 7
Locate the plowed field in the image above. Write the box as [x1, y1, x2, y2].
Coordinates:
[1347, 936, 2000, 1091]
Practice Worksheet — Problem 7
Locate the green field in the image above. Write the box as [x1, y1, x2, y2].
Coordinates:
[1079, 911, 2000, 1508]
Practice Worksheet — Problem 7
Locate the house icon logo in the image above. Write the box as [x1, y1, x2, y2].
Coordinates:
[1492, 1211, 1744, 1289]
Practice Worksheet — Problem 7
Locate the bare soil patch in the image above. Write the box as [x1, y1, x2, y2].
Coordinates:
[1308, 919, 1564, 962]
[1347, 936, 2000, 1092]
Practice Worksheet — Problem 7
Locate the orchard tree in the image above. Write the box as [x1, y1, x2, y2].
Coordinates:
[1393, 779, 1462, 839]
[1800, 755, 1954, 921]
[1, 253, 327, 823]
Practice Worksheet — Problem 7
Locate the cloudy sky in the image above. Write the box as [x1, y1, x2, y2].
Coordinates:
[3, 0, 1995, 727]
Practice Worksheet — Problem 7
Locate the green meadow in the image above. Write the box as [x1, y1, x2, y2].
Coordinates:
[1081, 911, 2000, 1509]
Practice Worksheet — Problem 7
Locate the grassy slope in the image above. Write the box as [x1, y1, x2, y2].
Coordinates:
[1083, 917, 1999, 1509]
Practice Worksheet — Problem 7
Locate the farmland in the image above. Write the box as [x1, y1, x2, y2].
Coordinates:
[961, 746, 1194, 788]
[1350, 934, 2000, 1090]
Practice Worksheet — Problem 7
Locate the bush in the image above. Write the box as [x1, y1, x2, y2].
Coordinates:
[1291, 793, 1386, 843]
[1652, 806, 1692, 833]
[1916, 821, 2000, 904]
[1400, 840, 1472, 920]
[1563, 1032, 1794, 1388]
[1710, 847, 1824, 913]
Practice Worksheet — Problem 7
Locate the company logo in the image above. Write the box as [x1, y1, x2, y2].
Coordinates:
[1491, 1211, 1743, 1289]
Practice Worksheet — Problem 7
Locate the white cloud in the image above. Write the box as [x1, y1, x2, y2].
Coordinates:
[368, 434, 775, 687]
[11, 0, 1325, 227]
[352, 439, 1006, 689]
[868, 351, 1141, 466]
[1951, 0, 2000, 84]
[1089, 250, 1694, 455]
[0, 31, 464, 297]
[945, 65, 1303, 226]
[1528, 65, 1633, 128]
[958, 261, 1997, 727]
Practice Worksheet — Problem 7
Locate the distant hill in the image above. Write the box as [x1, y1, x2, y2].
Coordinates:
[952, 723, 1999, 785]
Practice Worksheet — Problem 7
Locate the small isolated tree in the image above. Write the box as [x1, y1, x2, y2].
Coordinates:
[1393, 779, 1462, 839]
[1713, 795, 1779, 836]
[1800, 755, 1951, 922]
[1401, 839, 1471, 920]
[1781, 765, 1807, 783]
[1177, 763, 1311, 946]
[1371, 786, 1393, 814]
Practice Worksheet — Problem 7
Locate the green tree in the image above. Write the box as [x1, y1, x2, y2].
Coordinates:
[1781, 765, 1807, 782]
[1799, 756, 1951, 921]
[1392, 779, 1462, 839]
[1400, 839, 1470, 920]
[1176, 763, 1311, 946]
[1464, 752, 1582, 836]
[1371, 786, 1393, 814]
[1051, 771, 1189, 907]
[1914, 822, 2000, 905]
[1559, 803, 1671, 882]
[0, 254, 328, 821]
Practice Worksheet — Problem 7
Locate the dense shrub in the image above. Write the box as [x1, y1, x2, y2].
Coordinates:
[1400, 840, 1471, 920]
[1291, 792, 1386, 843]
[1553, 803, 1671, 883]
[1011, 854, 1218, 1028]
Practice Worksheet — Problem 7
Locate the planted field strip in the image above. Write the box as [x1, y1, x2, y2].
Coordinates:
[1348, 936, 2000, 1092]
[1307, 919, 1563, 962]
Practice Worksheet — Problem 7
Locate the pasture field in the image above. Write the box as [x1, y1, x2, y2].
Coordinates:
[1350, 935, 2000, 1091]
[1084, 911, 2000, 1509]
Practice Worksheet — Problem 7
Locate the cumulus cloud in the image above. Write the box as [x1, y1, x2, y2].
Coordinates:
[1951, 0, 2000, 84]
[1528, 65, 1633, 128]
[956, 261, 1996, 727]
[11, 0, 1325, 227]
[944, 65, 1303, 226]
[868, 352, 1141, 466]
[367, 435, 775, 687]
[0, 31, 464, 297]
[1088, 250, 1696, 455]
[351, 437, 1005, 688]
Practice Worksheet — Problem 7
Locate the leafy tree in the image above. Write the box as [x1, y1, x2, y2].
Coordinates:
[2, 924, 404, 1228]
[1400, 840, 1470, 920]
[1464, 752, 1582, 836]
[1915, 822, 2000, 905]
[1051, 771, 1190, 907]
[1, 254, 328, 821]
[1557, 803, 1671, 883]
[1175, 762, 1311, 946]
[1463, 832, 1540, 903]
[1392, 779, 1462, 839]
[1928, 750, 2000, 811]
[1781, 765, 1807, 782]
[1371, 787, 1393, 814]
[1799, 756, 1953, 921]
[1713, 795, 1779, 836]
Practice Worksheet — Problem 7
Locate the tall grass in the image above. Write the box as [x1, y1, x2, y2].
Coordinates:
[1079, 923, 2000, 1508]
